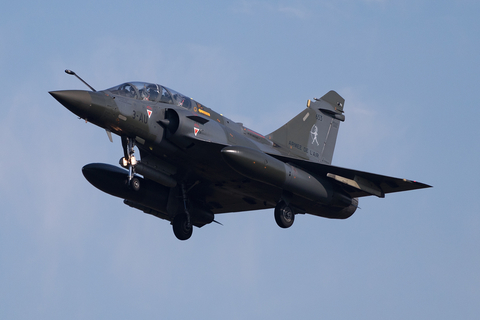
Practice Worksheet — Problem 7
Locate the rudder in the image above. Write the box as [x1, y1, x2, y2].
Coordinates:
[267, 90, 345, 165]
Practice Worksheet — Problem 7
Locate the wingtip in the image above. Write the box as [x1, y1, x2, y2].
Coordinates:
[414, 181, 432, 189]
[404, 178, 432, 189]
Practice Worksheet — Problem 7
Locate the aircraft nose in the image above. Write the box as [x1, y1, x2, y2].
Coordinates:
[49, 90, 92, 118]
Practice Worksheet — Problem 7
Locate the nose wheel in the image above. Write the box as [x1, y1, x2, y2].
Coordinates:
[120, 136, 140, 190]
[130, 176, 141, 191]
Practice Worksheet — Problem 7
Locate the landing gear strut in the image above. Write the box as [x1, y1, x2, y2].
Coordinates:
[172, 184, 193, 240]
[120, 136, 139, 191]
[274, 201, 295, 228]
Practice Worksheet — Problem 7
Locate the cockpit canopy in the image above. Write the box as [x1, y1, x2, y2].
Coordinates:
[106, 82, 194, 109]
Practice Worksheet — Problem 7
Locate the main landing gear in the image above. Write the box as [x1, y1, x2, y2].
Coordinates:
[120, 136, 140, 191]
[274, 201, 295, 228]
[172, 213, 192, 241]
[119, 136, 192, 240]
[172, 184, 193, 240]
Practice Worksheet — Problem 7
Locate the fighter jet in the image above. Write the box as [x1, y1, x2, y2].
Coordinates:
[50, 70, 430, 240]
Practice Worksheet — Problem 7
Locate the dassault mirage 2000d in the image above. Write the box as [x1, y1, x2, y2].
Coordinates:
[50, 70, 430, 240]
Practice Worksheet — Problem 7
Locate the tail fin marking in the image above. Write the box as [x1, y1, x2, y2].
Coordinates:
[268, 91, 345, 165]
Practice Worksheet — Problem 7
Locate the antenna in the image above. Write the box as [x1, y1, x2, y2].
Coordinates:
[65, 69, 97, 92]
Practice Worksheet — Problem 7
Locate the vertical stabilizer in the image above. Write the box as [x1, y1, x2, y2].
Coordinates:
[267, 91, 345, 165]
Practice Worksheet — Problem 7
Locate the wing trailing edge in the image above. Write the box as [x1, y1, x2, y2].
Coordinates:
[327, 173, 385, 198]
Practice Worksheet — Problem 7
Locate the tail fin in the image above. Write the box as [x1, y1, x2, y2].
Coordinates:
[267, 91, 345, 165]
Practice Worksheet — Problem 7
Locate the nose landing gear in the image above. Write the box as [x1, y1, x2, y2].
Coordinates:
[120, 136, 140, 191]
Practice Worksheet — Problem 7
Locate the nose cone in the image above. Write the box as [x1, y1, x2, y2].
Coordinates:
[49, 90, 92, 118]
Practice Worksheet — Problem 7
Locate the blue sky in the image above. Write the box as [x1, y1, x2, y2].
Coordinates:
[1, 1, 479, 319]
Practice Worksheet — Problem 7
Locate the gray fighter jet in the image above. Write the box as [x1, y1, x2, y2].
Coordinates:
[50, 70, 430, 240]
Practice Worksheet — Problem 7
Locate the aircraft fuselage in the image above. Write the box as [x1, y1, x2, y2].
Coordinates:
[50, 78, 430, 240]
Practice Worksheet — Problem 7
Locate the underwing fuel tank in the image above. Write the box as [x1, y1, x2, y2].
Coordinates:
[82, 163, 171, 217]
[81, 163, 215, 226]
[221, 146, 340, 205]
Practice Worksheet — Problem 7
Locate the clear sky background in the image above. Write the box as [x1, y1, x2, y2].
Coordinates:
[1, 1, 479, 319]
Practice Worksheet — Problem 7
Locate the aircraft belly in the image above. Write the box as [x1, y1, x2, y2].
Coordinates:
[180, 153, 279, 213]
[149, 137, 346, 217]
[174, 147, 339, 216]
[205, 184, 278, 214]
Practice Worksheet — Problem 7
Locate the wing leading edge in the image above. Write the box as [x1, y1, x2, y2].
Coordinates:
[269, 154, 431, 198]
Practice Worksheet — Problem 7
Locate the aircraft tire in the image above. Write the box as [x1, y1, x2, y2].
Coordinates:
[130, 177, 141, 191]
[172, 214, 193, 240]
[274, 202, 295, 228]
